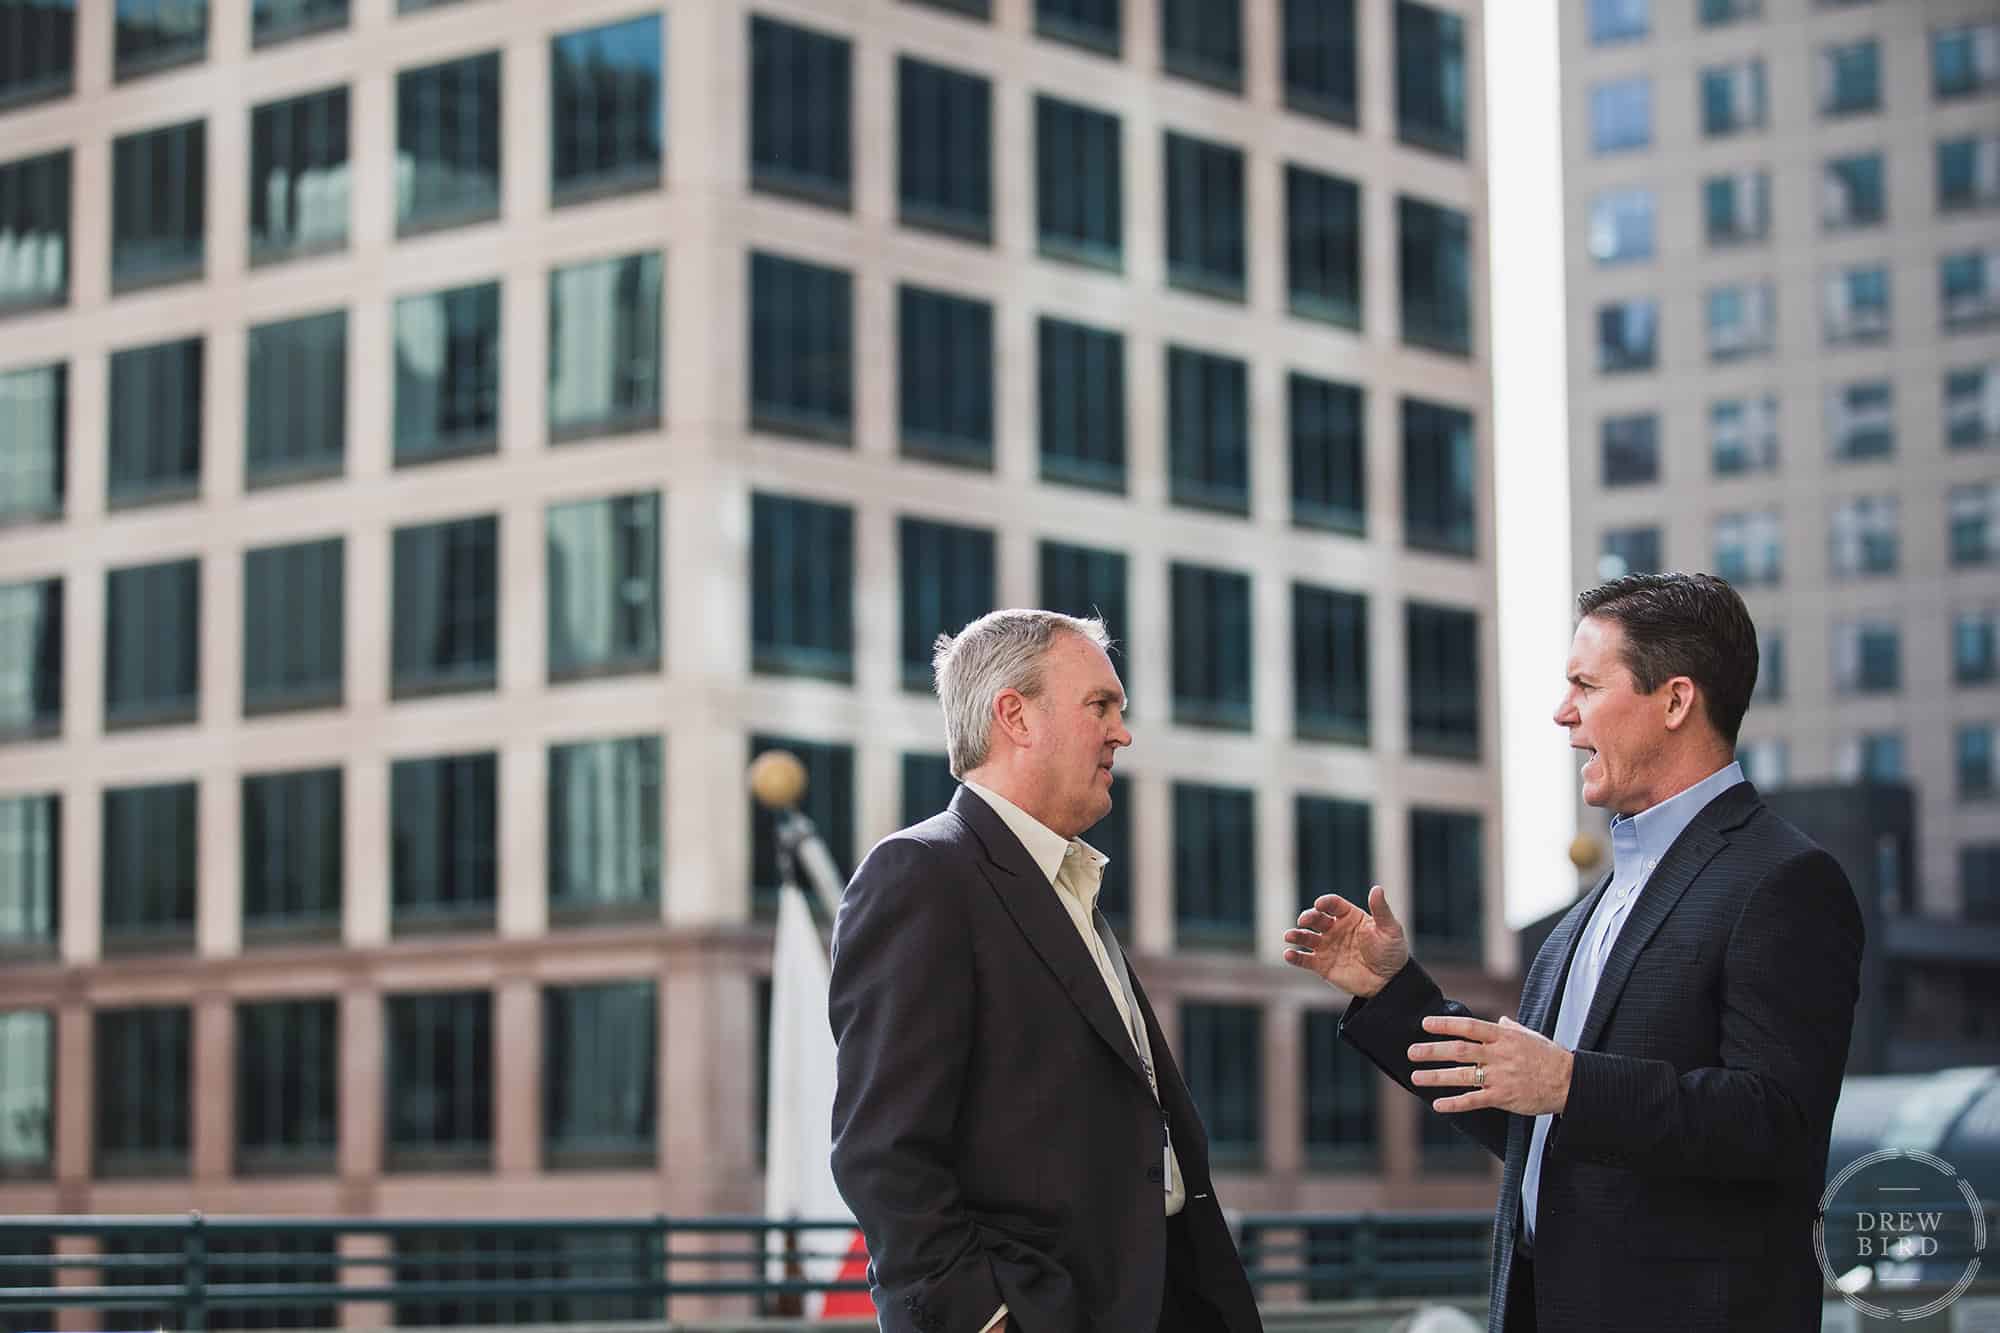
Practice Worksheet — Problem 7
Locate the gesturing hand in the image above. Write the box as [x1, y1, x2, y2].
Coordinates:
[1282, 886, 1410, 999]
[1409, 1015, 1573, 1116]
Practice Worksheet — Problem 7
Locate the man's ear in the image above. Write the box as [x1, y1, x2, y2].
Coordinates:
[991, 687, 1033, 748]
[1660, 677, 1700, 732]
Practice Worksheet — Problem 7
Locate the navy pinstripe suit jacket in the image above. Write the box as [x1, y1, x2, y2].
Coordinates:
[1342, 781, 1863, 1333]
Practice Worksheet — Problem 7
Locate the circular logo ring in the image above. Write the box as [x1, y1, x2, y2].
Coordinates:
[1814, 1147, 1986, 1322]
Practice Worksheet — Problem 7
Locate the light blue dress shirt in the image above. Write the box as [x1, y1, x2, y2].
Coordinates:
[1519, 761, 1746, 1243]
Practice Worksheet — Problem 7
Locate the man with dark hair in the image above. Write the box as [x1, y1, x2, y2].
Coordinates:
[1284, 572, 1863, 1333]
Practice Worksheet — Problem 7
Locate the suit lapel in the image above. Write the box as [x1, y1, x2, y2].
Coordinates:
[949, 788, 1153, 1089]
[1520, 871, 1611, 1037]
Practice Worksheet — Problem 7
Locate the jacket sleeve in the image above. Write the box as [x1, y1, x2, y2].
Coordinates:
[1338, 958, 1514, 1161]
[1554, 847, 1863, 1180]
[827, 836, 1002, 1333]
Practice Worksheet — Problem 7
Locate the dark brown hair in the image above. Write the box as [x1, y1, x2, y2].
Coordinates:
[1577, 572, 1759, 746]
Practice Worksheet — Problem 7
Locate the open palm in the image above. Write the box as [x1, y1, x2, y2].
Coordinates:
[1282, 885, 1410, 998]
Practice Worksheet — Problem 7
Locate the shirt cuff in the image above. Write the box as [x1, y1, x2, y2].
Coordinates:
[977, 1304, 1009, 1333]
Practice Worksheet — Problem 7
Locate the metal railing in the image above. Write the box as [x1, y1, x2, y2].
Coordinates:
[0, 1212, 1491, 1330]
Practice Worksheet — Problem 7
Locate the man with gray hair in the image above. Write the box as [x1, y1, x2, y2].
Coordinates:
[829, 610, 1263, 1333]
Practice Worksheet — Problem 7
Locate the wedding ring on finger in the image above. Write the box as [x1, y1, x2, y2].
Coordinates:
[1471, 1064, 1485, 1088]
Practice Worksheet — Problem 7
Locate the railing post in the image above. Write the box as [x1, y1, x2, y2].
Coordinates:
[185, 1211, 207, 1333]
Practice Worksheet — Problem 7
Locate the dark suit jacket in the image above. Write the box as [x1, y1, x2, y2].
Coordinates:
[829, 786, 1263, 1333]
[1341, 782, 1862, 1333]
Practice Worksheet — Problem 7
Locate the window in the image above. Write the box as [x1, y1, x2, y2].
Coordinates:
[1956, 611, 1997, 685]
[1952, 484, 2000, 567]
[390, 752, 497, 932]
[1737, 738, 1788, 789]
[548, 251, 661, 440]
[0, 150, 68, 310]
[1938, 135, 2000, 212]
[551, 15, 661, 204]
[95, 1005, 190, 1176]
[1038, 316, 1125, 491]
[1296, 795, 1371, 915]
[1589, 0, 1647, 43]
[1294, 585, 1368, 744]
[751, 492, 853, 681]
[1703, 168, 1770, 245]
[1700, 0, 1759, 22]
[1407, 601, 1478, 758]
[1834, 620, 1900, 694]
[396, 52, 500, 233]
[392, 515, 497, 696]
[1701, 58, 1766, 136]
[1395, 1, 1465, 156]
[1160, 0, 1241, 91]
[1180, 1003, 1261, 1165]
[1038, 0, 1119, 55]
[1399, 195, 1471, 355]
[244, 536, 343, 713]
[1948, 364, 2000, 449]
[1290, 372, 1365, 534]
[252, 0, 348, 47]
[1409, 808, 1481, 962]
[748, 736, 853, 909]
[1964, 846, 2000, 919]
[1590, 77, 1650, 153]
[1757, 630, 1784, 702]
[1707, 280, 1775, 360]
[0, 0, 75, 109]
[101, 780, 196, 950]
[547, 491, 660, 680]
[1828, 380, 1894, 461]
[1829, 496, 1898, 577]
[1304, 1010, 1376, 1168]
[104, 557, 199, 727]
[1164, 131, 1246, 299]
[1600, 527, 1661, 579]
[1962, 725, 1997, 799]
[1035, 95, 1121, 268]
[898, 56, 990, 241]
[1587, 187, 1654, 265]
[1942, 249, 2000, 331]
[247, 309, 346, 485]
[1711, 395, 1777, 475]
[0, 363, 64, 522]
[1822, 153, 1884, 229]
[0, 795, 58, 954]
[749, 251, 852, 442]
[1403, 397, 1476, 556]
[394, 279, 501, 463]
[1838, 732, 1904, 785]
[899, 517, 995, 691]
[900, 284, 993, 466]
[901, 752, 956, 828]
[0, 578, 60, 740]
[1597, 299, 1658, 373]
[112, 119, 204, 289]
[1713, 511, 1782, 586]
[1287, 164, 1361, 327]
[549, 735, 661, 918]
[1040, 539, 1129, 686]
[115, 0, 206, 80]
[1087, 791, 1132, 929]
[1173, 785, 1255, 951]
[1171, 563, 1252, 730]
[1933, 22, 2000, 101]
[249, 86, 348, 262]
[1600, 413, 1658, 486]
[235, 997, 336, 1173]
[748, 15, 850, 208]
[907, 0, 988, 17]
[1824, 266, 1890, 344]
[242, 766, 342, 937]
[1284, 0, 1356, 124]
[1167, 344, 1249, 513]
[386, 990, 491, 1170]
[0, 1009, 53, 1175]
[1819, 39, 1879, 115]
[544, 980, 655, 1166]
[107, 335, 201, 506]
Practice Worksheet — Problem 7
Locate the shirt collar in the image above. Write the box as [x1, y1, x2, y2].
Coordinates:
[1609, 761, 1746, 875]
[963, 780, 1107, 886]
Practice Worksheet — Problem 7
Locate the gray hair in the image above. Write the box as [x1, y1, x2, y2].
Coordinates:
[932, 609, 1111, 778]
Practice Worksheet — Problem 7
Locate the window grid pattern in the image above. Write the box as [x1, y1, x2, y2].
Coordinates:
[548, 250, 662, 440]
[112, 119, 204, 289]
[95, 1005, 191, 1176]
[252, 0, 349, 47]
[235, 997, 337, 1173]
[1290, 373, 1364, 534]
[1036, 0, 1120, 56]
[1410, 808, 1481, 962]
[749, 252, 853, 442]
[391, 753, 497, 931]
[115, 0, 206, 80]
[250, 86, 349, 262]
[1160, 0, 1242, 91]
[1287, 163, 1361, 328]
[1294, 584, 1368, 744]
[1283, 0, 1357, 125]
[1165, 131, 1246, 299]
[899, 517, 996, 691]
[898, 56, 991, 241]
[396, 52, 501, 233]
[0, 1008, 53, 1176]
[107, 336, 201, 506]
[1173, 784, 1256, 951]
[0, 1, 76, 109]
[1039, 316, 1126, 491]
[102, 781, 196, 949]
[0, 578, 61, 740]
[546, 492, 661, 680]
[1171, 563, 1252, 730]
[899, 284, 994, 467]
[248, 309, 346, 485]
[751, 493, 854, 681]
[104, 558, 198, 727]
[1402, 398, 1476, 555]
[0, 363, 65, 522]
[1181, 1003, 1261, 1165]
[0, 149, 69, 310]
[0, 795, 60, 953]
[551, 15, 662, 204]
[1398, 195, 1471, 355]
[1601, 413, 1658, 486]
[243, 537, 342, 715]
[749, 15, 851, 207]
[392, 515, 498, 696]
[1040, 539, 1130, 690]
[1303, 1009, 1377, 1169]
[394, 281, 501, 464]
[385, 990, 491, 1169]
[548, 735, 662, 917]
[1395, 1, 1466, 156]
[242, 767, 342, 935]
[1168, 344, 1249, 514]
[1035, 94, 1121, 268]
[1297, 796, 1372, 914]
[1407, 602, 1479, 759]
[544, 981, 656, 1165]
